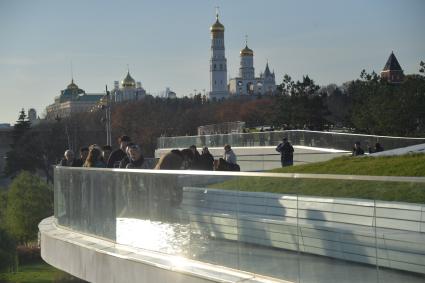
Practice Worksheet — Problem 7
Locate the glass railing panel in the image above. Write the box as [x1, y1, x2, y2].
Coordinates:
[185, 173, 243, 270]
[157, 130, 424, 151]
[371, 180, 425, 282]
[207, 174, 425, 282]
[112, 170, 239, 261]
[54, 168, 425, 282]
[115, 171, 192, 255]
[55, 168, 116, 240]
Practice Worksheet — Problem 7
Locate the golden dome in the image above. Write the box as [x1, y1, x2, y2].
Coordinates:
[240, 45, 253, 56]
[67, 79, 79, 90]
[210, 17, 224, 33]
[121, 71, 136, 88]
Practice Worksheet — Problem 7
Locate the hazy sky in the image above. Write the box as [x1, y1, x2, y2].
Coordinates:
[0, 0, 424, 124]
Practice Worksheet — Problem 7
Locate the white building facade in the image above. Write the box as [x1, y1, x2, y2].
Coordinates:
[46, 79, 104, 120]
[228, 47, 276, 96]
[111, 71, 146, 102]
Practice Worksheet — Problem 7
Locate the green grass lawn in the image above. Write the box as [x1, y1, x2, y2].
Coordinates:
[0, 262, 85, 283]
[272, 154, 425, 176]
[210, 154, 425, 203]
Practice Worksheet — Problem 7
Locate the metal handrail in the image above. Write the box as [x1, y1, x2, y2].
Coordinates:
[56, 166, 425, 183]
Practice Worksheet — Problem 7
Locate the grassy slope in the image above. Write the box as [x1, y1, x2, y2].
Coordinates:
[211, 154, 425, 203]
[272, 154, 425, 176]
[0, 263, 55, 283]
[0, 262, 84, 283]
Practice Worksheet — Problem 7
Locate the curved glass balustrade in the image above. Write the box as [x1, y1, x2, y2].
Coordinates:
[54, 167, 425, 283]
[157, 130, 424, 151]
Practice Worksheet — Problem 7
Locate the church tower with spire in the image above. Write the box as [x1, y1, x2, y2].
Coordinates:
[228, 39, 277, 96]
[260, 62, 276, 94]
[209, 10, 228, 100]
[381, 51, 404, 83]
[239, 37, 255, 80]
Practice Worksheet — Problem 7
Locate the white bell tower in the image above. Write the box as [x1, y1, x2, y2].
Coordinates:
[209, 8, 228, 100]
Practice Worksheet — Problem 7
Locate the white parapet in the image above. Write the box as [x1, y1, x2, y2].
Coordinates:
[39, 217, 292, 283]
[155, 146, 350, 171]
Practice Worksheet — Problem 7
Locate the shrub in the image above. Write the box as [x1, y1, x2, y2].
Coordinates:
[6, 171, 53, 244]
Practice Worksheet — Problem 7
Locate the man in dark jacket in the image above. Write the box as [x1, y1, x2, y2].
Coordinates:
[276, 137, 294, 167]
[125, 144, 144, 169]
[118, 142, 134, 168]
[199, 147, 214, 170]
[73, 147, 89, 167]
[189, 145, 202, 169]
[107, 135, 131, 168]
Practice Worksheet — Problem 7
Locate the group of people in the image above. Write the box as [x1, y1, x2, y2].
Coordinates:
[59, 133, 301, 171]
[59, 135, 145, 169]
[58, 134, 243, 171]
[352, 141, 384, 156]
[154, 144, 240, 171]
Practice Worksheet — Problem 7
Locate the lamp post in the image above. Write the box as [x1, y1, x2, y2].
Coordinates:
[55, 115, 71, 150]
[105, 85, 112, 145]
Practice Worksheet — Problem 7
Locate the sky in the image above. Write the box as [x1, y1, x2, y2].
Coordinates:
[0, 0, 424, 124]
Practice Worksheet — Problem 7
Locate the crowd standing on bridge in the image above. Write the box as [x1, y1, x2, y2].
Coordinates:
[58, 132, 391, 173]
[57, 134, 312, 171]
[58, 135, 243, 171]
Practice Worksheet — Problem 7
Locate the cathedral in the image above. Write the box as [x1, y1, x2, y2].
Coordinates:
[111, 70, 146, 102]
[208, 12, 277, 100]
[228, 50, 277, 96]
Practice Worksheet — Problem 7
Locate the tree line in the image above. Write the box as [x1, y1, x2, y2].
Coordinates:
[3, 66, 425, 181]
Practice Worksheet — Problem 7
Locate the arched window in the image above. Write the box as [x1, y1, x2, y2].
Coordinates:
[247, 82, 254, 94]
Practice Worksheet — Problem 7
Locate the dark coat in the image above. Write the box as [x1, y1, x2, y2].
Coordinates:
[58, 159, 80, 167]
[189, 151, 202, 170]
[276, 142, 294, 162]
[119, 156, 130, 168]
[154, 151, 184, 170]
[217, 158, 240, 171]
[199, 152, 214, 170]
[107, 149, 126, 168]
[73, 159, 84, 167]
[126, 156, 145, 169]
[352, 147, 365, 156]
